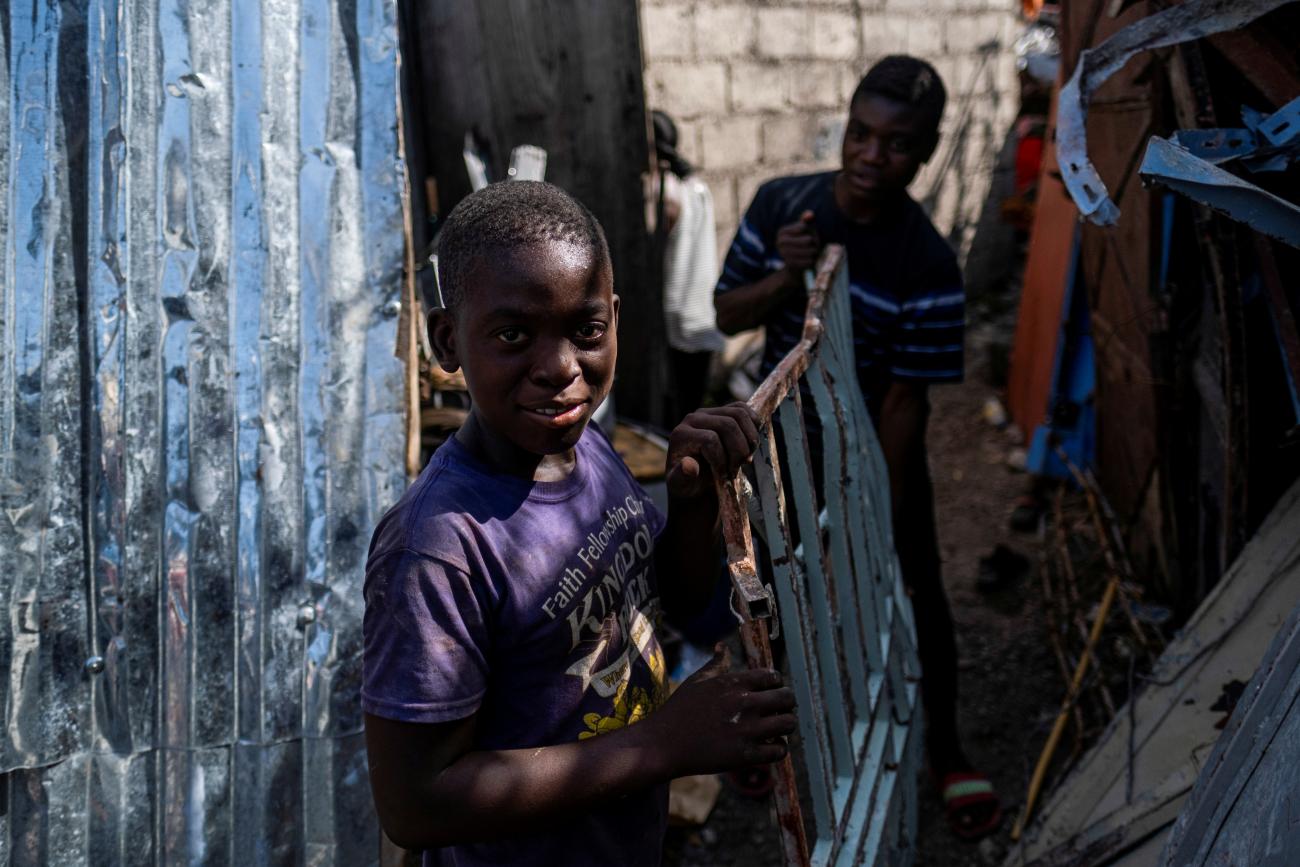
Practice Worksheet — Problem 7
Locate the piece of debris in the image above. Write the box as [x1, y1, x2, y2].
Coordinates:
[977, 544, 1031, 593]
[1004, 477, 1300, 866]
[1009, 493, 1043, 532]
[668, 774, 724, 827]
[1005, 446, 1028, 472]
[982, 396, 1009, 428]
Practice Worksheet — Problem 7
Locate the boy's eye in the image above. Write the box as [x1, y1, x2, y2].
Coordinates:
[496, 327, 526, 345]
[576, 322, 606, 341]
[888, 137, 915, 154]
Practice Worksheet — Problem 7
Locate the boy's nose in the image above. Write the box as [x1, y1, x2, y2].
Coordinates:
[861, 138, 886, 164]
[531, 341, 581, 387]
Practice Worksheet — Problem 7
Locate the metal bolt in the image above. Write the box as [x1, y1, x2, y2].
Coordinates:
[85, 656, 105, 675]
[297, 604, 317, 628]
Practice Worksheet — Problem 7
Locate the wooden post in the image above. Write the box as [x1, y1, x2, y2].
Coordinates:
[402, 0, 668, 427]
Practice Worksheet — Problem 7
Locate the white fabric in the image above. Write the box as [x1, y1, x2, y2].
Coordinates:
[662, 174, 725, 353]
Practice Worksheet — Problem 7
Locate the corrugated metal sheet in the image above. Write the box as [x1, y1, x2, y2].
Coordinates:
[0, 0, 408, 862]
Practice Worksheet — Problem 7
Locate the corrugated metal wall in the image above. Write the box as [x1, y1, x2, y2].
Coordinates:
[0, 0, 408, 862]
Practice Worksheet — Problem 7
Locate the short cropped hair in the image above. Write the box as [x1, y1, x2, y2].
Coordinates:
[850, 55, 946, 140]
[436, 181, 610, 313]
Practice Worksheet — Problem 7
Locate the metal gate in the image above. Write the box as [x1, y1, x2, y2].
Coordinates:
[718, 246, 923, 866]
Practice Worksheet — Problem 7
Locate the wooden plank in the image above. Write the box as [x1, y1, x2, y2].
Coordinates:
[1008, 478, 1300, 866]
[1205, 27, 1300, 109]
[609, 423, 667, 482]
[1163, 606, 1300, 865]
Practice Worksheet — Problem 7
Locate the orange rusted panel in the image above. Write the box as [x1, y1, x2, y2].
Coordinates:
[1007, 86, 1079, 439]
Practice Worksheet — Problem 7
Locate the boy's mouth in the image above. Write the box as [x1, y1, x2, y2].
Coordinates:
[847, 169, 882, 191]
[524, 400, 588, 427]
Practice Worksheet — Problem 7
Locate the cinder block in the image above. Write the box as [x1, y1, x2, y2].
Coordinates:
[810, 10, 859, 60]
[993, 53, 1019, 100]
[756, 8, 810, 59]
[701, 115, 762, 170]
[927, 173, 960, 236]
[963, 131, 998, 177]
[981, 11, 1014, 50]
[696, 4, 757, 58]
[763, 114, 816, 164]
[998, 10, 1022, 50]
[716, 225, 738, 263]
[911, 158, 942, 199]
[736, 170, 769, 217]
[813, 111, 847, 162]
[729, 62, 788, 112]
[907, 16, 945, 58]
[790, 63, 842, 110]
[701, 172, 739, 231]
[943, 15, 980, 53]
[860, 16, 910, 59]
[930, 56, 959, 95]
[642, 4, 695, 60]
[650, 62, 728, 119]
[954, 53, 993, 95]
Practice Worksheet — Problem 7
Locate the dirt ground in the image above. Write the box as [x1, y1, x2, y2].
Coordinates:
[913, 316, 1061, 867]
[664, 308, 1066, 867]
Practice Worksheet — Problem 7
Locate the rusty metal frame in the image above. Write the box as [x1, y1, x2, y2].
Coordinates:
[717, 246, 922, 866]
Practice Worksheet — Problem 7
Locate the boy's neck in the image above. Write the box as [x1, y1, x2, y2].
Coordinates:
[455, 412, 579, 482]
[832, 173, 906, 225]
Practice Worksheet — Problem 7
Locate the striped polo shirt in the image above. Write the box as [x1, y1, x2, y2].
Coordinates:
[716, 172, 964, 413]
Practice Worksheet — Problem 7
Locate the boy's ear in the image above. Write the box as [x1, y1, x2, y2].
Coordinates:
[918, 132, 940, 165]
[611, 293, 621, 329]
[427, 307, 461, 373]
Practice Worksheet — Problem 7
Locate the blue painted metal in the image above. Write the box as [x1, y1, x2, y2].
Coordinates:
[1257, 94, 1300, 148]
[778, 393, 855, 776]
[0, 0, 407, 862]
[1170, 97, 1300, 172]
[1158, 193, 1176, 290]
[719, 247, 921, 866]
[1139, 135, 1300, 249]
[1172, 128, 1256, 164]
[753, 429, 836, 841]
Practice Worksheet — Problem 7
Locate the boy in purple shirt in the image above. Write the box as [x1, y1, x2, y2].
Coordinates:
[362, 181, 796, 865]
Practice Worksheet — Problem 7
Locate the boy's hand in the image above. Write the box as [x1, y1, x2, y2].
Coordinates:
[775, 210, 820, 286]
[650, 645, 797, 776]
[665, 403, 760, 500]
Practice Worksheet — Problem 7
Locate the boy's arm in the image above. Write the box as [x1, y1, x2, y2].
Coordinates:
[655, 404, 760, 621]
[878, 381, 930, 520]
[714, 211, 820, 335]
[714, 268, 802, 335]
[365, 648, 794, 851]
[878, 253, 962, 518]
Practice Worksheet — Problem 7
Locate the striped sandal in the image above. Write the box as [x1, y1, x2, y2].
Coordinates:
[939, 771, 1003, 841]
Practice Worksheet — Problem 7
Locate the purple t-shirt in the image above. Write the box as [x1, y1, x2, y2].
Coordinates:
[362, 425, 670, 866]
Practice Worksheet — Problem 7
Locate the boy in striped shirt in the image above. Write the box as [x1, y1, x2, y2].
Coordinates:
[714, 55, 1001, 841]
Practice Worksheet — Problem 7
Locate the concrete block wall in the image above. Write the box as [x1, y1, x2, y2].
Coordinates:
[641, 0, 1022, 293]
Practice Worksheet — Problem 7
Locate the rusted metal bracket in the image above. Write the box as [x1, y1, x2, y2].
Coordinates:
[1138, 136, 1300, 249]
[1057, 0, 1293, 225]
